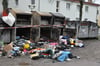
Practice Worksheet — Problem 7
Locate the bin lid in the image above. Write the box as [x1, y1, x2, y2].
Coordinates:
[10, 8, 32, 15]
[37, 11, 52, 16]
[32, 11, 52, 17]
[50, 12, 65, 18]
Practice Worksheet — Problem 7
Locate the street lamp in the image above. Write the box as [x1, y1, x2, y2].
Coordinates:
[28, 4, 36, 11]
[76, 0, 84, 39]
[79, 0, 84, 22]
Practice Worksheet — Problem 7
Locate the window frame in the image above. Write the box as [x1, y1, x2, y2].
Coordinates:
[85, 6, 89, 12]
[31, 0, 35, 4]
[77, 5, 80, 12]
[66, 3, 70, 10]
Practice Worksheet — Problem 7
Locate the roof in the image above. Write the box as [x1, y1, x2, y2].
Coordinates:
[67, 0, 100, 6]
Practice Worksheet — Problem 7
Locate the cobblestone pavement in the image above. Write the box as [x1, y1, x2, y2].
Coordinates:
[0, 39, 100, 66]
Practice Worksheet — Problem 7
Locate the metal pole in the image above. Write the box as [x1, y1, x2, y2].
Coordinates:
[76, 0, 83, 39]
[38, 0, 40, 11]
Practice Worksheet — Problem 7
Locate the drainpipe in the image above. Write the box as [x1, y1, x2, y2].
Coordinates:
[96, 6, 99, 37]
[2, 0, 8, 10]
[76, 0, 83, 39]
[38, 0, 40, 11]
[56, 0, 60, 12]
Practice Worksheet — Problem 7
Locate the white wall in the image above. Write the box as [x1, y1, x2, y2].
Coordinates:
[59, 0, 98, 22]
[59, 1, 79, 21]
[0, 0, 3, 16]
[0, 0, 98, 23]
[8, 0, 56, 12]
[18, 0, 31, 11]
[8, 0, 31, 12]
[8, 0, 16, 8]
[39, 0, 56, 12]
[82, 5, 98, 22]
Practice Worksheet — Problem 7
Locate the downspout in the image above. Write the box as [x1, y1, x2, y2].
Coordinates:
[96, 6, 99, 38]
[2, 0, 8, 10]
[56, 0, 60, 12]
[96, 6, 99, 24]
[76, 0, 83, 39]
[38, 0, 40, 11]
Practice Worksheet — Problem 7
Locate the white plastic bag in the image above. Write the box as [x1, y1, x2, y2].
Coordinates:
[2, 13, 15, 26]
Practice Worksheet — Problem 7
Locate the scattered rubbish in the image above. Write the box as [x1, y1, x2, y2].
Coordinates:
[0, 35, 84, 63]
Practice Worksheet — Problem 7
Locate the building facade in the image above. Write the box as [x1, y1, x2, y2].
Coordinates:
[97, 6, 100, 26]
[0, 0, 99, 42]
[4, 0, 99, 23]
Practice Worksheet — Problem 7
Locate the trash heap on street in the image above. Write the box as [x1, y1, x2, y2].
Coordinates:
[0, 35, 84, 62]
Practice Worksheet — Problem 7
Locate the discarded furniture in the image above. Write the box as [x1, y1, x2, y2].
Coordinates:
[88, 22, 98, 38]
[50, 13, 65, 40]
[32, 11, 53, 42]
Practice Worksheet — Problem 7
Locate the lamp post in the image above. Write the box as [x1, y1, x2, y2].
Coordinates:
[79, 0, 83, 22]
[2, 0, 8, 10]
[28, 4, 36, 11]
[76, 0, 84, 39]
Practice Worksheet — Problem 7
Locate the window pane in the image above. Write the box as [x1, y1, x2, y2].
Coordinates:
[31, 0, 35, 4]
[66, 3, 70, 9]
[15, 0, 18, 5]
[85, 6, 88, 12]
[77, 5, 80, 11]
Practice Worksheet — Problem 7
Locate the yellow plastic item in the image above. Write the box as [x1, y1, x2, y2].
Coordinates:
[70, 39, 75, 45]
[24, 43, 30, 49]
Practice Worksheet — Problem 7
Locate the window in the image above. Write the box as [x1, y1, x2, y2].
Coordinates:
[76, 18, 79, 21]
[66, 18, 70, 21]
[77, 5, 80, 11]
[85, 6, 88, 12]
[66, 3, 70, 10]
[97, 10, 99, 14]
[84, 18, 88, 21]
[31, 0, 35, 4]
[15, 0, 18, 5]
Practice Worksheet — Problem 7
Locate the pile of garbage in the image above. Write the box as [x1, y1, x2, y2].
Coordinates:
[0, 35, 84, 62]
